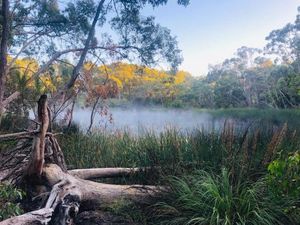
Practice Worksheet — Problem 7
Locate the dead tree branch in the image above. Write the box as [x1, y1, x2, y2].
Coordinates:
[26, 95, 49, 177]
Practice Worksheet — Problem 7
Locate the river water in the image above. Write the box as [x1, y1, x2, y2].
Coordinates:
[72, 107, 227, 134]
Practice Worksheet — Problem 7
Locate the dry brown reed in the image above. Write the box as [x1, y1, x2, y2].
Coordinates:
[263, 123, 288, 165]
[221, 119, 235, 156]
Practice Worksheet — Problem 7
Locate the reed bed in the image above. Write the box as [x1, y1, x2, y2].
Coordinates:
[58, 122, 300, 224]
[59, 122, 299, 182]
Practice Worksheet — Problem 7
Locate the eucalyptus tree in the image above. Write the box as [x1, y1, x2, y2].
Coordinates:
[265, 6, 300, 69]
[0, 0, 189, 116]
[265, 6, 300, 107]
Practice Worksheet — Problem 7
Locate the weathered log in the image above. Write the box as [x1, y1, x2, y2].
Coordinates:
[69, 167, 152, 180]
[45, 178, 80, 225]
[80, 179, 161, 206]
[1, 151, 162, 225]
[0, 208, 53, 225]
[0, 136, 161, 224]
[44, 164, 163, 207]
[0, 164, 161, 225]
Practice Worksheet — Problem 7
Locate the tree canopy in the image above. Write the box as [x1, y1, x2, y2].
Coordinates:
[0, 0, 189, 114]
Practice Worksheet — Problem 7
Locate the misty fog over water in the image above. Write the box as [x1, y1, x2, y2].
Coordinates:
[72, 107, 227, 134]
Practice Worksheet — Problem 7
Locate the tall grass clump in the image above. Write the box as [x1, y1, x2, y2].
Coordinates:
[149, 169, 297, 225]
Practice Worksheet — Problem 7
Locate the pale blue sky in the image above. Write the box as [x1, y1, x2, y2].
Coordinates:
[144, 0, 300, 76]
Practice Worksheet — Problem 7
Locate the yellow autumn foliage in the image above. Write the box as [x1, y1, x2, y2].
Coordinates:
[174, 71, 187, 84]
[7, 57, 189, 100]
[260, 59, 273, 68]
[7, 57, 65, 94]
[98, 62, 189, 92]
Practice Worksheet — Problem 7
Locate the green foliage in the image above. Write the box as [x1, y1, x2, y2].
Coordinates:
[267, 151, 300, 198]
[150, 169, 295, 225]
[0, 183, 24, 221]
[214, 75, 247, 108]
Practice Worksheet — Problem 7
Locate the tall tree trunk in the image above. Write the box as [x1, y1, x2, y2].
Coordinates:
[50, 0, 106, 119]
[0, 0, 9, 116]
[65, 0, 105, 90]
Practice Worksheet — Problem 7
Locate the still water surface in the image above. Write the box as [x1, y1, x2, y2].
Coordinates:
[72, 107, 227, 134]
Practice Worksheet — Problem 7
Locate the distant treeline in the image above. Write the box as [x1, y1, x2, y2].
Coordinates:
[106, 58, 299, 109]
[108, 8, 300, 109]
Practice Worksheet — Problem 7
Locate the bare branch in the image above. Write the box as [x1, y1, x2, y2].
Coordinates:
[8, 32, 44, 69]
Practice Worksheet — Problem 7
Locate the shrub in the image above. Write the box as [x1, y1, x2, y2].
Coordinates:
[0, 183, 24, 221]
[267, 151, 300, 220]
[267, 151, 300, 198]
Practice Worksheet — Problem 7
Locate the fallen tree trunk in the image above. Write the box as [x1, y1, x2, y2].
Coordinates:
[1, 161, 162, 224]
[69, 167, 153, 180]
[0, 208, 53, 225]
[44, 164, 163, 207]
[0, 164, 162, 225]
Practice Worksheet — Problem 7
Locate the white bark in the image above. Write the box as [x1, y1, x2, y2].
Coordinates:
[0, 208, 53, 225]
[44, 164, 163, 206]
[69, 167, 150, 179]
